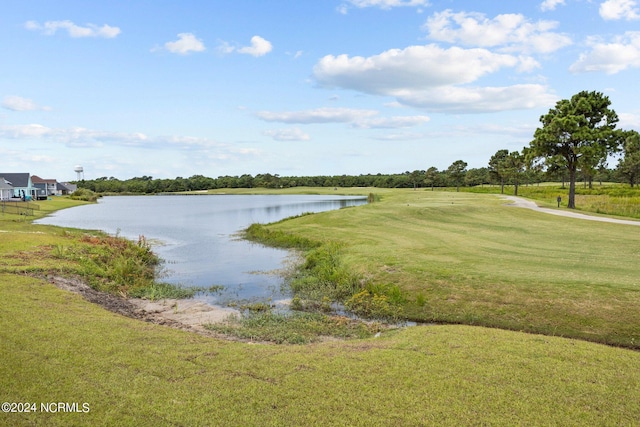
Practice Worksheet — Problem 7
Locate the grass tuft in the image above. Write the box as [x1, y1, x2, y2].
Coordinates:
[205, 310, 382, 344]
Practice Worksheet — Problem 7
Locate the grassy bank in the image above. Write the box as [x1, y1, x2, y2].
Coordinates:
[2, 272, 639, 426]
[2, 192, 640, 425]
[246, 188, 640, 348]
[0, 197, 195, 299]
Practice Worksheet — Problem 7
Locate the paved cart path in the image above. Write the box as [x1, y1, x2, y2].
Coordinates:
[501, 195, 640, 227]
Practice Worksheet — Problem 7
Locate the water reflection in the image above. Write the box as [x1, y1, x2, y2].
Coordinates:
[36, 194, 367, 305]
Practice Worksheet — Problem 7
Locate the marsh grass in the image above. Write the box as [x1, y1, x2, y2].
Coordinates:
[205, 310, 381, 344]
[245, 222, 321, 249]
[128, 282, 197, 300]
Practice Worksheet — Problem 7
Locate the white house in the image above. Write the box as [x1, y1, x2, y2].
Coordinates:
[0, 177, 14, 201]
[0, 173, 37, 200]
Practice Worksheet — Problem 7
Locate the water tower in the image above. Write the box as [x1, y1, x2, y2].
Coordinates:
[74, 165, 84, 181]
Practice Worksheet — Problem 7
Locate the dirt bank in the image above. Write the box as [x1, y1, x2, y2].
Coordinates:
[47, 275, 239, 337]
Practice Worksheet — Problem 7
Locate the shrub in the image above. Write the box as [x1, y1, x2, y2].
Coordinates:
[70, 188, 99, 202]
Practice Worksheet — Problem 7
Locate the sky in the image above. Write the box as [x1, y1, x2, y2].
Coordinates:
[2, 0, 640, 181]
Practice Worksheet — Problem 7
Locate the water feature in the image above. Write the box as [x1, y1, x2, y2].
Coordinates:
[36, 194, 367, 306]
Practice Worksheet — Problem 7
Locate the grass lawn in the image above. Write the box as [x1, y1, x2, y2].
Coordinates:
[2, 273, 639, 426]
[250, 188, 640, 348]
[1, 193, 640, 425]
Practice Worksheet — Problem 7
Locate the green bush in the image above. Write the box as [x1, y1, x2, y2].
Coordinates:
[69, 188, 99, 202]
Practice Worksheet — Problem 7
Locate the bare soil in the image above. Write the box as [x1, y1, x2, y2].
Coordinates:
[46, 275, 239, 337]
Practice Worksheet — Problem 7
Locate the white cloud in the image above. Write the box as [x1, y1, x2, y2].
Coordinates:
[257, 107, 379, 124]
[599, 0, 640, 20]
[0, 124, 228, 151]
[423, 10, 572, 54]
[162, 33, 206, 55]
[257, 107, 431, 129]
[343, 0, 430, 9]
[371, 132, 425, 141]
[0, 146, 57, 165]
[354, 115, 431, 128]
[0, 124, 53, 138]
[619, 112, 640, 129]
[25, 20, 120, 38]
[312, 44, 555, 112]
[314, 45, 522, 92]
[540, 0, 566, 11]
[217, 36, 273, 57]
[569, 32, 640, 74]
[516, 56, 542, 72]
[238, 36, 273, 57]
[2, 96, 51, 112]
[263, 128, 311, 141]
[396, 85, 557, 113]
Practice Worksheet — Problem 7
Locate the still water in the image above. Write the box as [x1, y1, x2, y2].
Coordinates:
[36, 194, 367, 305]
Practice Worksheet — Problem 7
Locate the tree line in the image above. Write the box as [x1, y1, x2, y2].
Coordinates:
[77, 161, 617, 195]
[78, 91, 640, 209]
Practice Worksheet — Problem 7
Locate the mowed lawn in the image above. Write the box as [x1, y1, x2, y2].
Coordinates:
[261, 189, 640, 348]
[1, 273, 639, 426]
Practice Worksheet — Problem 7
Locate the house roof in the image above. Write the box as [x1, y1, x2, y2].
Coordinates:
[57, 182, 77, 191]
[0, 173, 30, 188]
[31, 175, 57, 184]
[0, 177, 15, 190]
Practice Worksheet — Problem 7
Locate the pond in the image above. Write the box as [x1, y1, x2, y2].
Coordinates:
[35, 194, 367, 306]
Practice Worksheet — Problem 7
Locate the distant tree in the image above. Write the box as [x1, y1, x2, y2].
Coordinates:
[529, 91, 622, 208]
[409, 170, 425, 190]
[504, 151, 526, 196]
[488, 149, 510, 193]
[617, 130, 640, 187]
[465, 167, 489, 187]
[424, 167, 439, 191]
[447, 160, 468, 192]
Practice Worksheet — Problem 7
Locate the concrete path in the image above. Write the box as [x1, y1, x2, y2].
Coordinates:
[501, 195, 640, 226]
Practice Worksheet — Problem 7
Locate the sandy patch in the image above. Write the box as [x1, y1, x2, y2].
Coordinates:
[130, 298, 239, 331]
[46, 275, 238, 336]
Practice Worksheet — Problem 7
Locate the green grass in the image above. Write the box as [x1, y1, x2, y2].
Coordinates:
[253, 188, 640, 348]
[2, 190, 640, 425]
[466, 182, 640, 218]
[0, 197, 197, 300]
[2, 273, 639, 426]
[205, 310, 382, 344]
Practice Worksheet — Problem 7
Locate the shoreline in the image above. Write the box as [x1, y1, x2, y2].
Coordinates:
[47, 274, 240, 337]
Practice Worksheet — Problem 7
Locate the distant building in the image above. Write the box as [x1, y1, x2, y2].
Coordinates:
[31, 175, 58, 198]
[0, 177, 14, 201]
[57, 182, 77, 195]
[0, 173, 37, 200]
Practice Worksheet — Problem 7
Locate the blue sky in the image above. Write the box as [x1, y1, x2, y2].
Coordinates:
[2, 0, 640, 181]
